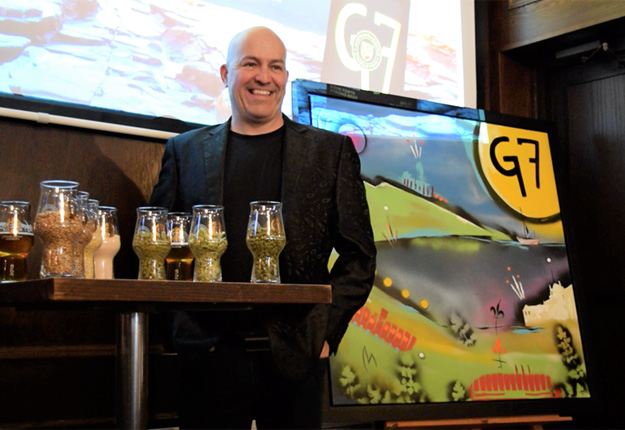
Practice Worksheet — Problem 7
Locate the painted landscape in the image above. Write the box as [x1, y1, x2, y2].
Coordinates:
[319, 99, 589, 406]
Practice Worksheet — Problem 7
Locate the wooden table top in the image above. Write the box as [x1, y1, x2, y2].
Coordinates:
[0, 278, 332, 312]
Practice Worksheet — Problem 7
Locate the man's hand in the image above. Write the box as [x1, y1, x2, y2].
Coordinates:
[320, 341, 330, 358]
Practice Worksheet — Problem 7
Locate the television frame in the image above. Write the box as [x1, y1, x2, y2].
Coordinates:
[290, 78, 594, 425]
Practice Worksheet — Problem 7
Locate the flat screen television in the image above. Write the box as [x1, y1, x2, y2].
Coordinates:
[291, 79, 591, 424]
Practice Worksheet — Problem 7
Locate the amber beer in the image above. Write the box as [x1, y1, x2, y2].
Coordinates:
[0, 232, 34, 282]
[165, 243, 194, 280]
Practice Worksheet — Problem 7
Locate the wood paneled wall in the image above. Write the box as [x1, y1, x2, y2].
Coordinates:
[0, 116, 176, 428]
[505, 0, 625, 50]
[0, 117, 166, 280]
[476, 0, 625, 118]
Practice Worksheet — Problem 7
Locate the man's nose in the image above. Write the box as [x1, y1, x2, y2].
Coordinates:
[254, 65, 271, 83]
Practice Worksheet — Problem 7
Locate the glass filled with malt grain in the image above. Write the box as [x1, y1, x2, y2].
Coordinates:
[33, 180, 82, 278]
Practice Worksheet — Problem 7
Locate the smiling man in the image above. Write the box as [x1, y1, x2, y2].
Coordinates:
[221, 27, 288, 134]
[149, 26, 376, 429]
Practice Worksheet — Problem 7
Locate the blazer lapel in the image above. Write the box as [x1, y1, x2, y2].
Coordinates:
[202, 121, 230, 205]
[281, 118, 307, 214]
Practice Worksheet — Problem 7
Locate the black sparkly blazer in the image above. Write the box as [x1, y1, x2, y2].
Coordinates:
[149, 115, 376, 381]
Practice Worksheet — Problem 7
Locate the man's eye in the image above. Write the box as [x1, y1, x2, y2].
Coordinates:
[241, 62, 256, 68]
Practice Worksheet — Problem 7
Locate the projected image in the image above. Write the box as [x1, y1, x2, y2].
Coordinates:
[299, 89, 589, 407]
[0, 0, 469, 127]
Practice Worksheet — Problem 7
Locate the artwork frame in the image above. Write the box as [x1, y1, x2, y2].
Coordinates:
[291, 79, 593, 423]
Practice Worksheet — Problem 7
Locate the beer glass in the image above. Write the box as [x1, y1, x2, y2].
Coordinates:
[0, 201, 34, 282]
[132, 207, 170, 280]
[166, 212, 193, 281]
[70, 191, 90, 277]
[246, 201, 286, 283]
[93, 206, 121, 279]
[83, 199, 102, 279]
[33, 180, 82, 278]
[188, 205, 227, 282]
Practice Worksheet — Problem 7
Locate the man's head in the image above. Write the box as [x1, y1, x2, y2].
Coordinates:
[220, 27, 289, 135]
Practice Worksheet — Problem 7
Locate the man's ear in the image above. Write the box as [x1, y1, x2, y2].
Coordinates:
[220, 64, 228, 87]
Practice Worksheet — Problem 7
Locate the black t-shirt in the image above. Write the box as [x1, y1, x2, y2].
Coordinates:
[221, 126, 284, 282]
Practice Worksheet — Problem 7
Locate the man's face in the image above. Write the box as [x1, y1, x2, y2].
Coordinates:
[221, 28, 288, 134]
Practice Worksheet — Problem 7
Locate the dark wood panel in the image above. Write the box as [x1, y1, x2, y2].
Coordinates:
[0, 116, 166, 281]
[562, 67, 625, 294]
[0, 352, 178, 429]
[505, 0, 625, 50]
[543, 43, 625, 430]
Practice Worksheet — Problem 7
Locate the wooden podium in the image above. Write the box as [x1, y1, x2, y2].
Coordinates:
[0, 278, 331, 429]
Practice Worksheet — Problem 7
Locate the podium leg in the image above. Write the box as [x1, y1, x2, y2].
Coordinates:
[116, 311, 149, 429]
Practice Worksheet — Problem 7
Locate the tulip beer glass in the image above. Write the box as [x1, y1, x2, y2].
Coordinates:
[166, 212, 193, 280]
[246, 201, 286, 283]
[93, 206, 121, 279]
[188, 205, 227, 282]
[132, 207, 170, 280]
[33, 180, 82, 278]
[0, 201, 34, 282]
[83, 199, 102, 278]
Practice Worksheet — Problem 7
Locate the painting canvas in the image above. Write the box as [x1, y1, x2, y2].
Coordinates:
[291, 79, 590, 415]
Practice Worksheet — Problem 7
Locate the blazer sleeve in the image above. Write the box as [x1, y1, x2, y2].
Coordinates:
[148, 136, 179, 210]
[325, 135, 377, 354]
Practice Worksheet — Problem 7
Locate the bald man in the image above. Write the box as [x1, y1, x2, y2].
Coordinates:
[149, 26, 376, 429]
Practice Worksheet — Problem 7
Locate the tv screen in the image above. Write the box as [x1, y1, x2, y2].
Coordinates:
[0, 0, 475, 137]
[291, 79, 591, 423]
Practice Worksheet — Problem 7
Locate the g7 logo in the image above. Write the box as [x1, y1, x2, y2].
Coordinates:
[490, 136, 539, 198]
[477, 123, 560, 220]
[334, 2, 401, 93]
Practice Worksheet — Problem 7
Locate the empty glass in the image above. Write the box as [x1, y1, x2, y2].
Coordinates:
[93, 206, 121, 279]
[33, 180, 82, 278]
[246, 201, 286, 283]
[166, 212, 193, 281]
[132, 207, 170, 280]
[188, 205, 227, 282]
[0, 201, 34, 282]
[83, 199, 102, 278]
[71, 191, 91, 278]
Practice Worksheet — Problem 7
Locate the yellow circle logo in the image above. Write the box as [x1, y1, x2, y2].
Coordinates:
[476, 123, 560, 220]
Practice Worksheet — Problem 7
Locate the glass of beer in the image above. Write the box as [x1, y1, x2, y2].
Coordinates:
[0, 200, 35, 282]
[83, 199, 102, 279]
[165, 212, 193, 280]
[93, 206, 121, 279]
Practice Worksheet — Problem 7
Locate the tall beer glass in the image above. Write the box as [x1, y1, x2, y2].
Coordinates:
[246, 201, 285, 283]
[0, 201, 34, 282]
[93, 206, 121, 279]
[188, 205, 227, 282]
[166, 212, 193, 280]
[132, 206, 170, 280]
[33, 180, 82, 278]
